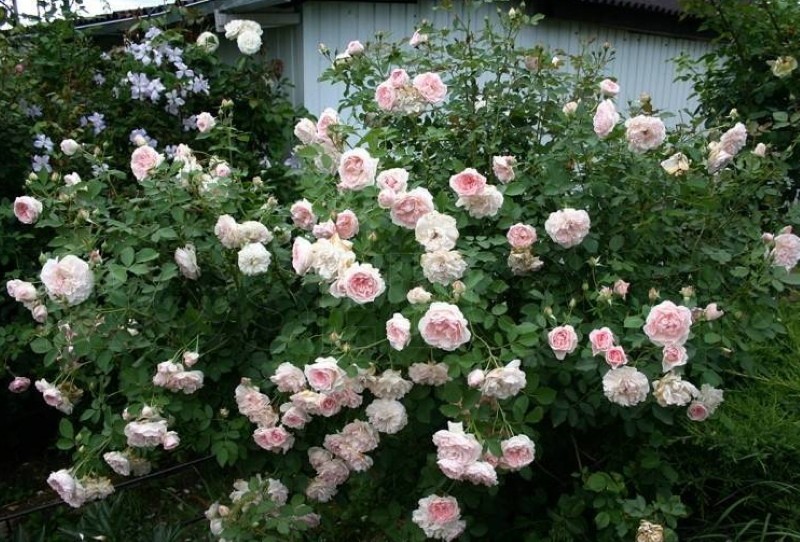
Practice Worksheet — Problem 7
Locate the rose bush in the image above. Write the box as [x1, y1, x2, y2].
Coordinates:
[3, 3, 800, 541]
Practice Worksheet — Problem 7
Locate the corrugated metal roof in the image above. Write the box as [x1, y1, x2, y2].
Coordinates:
[577, 0, 682, 15]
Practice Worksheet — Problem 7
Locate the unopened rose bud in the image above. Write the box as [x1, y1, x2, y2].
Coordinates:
[452, 281, 466, 295]
[218, 505, 230, 517]
[588, 257, 599, 267]
[569, 298, 577, 308]
[524, 56, 539, 71]
[221, 99, 234, 109]
[89, 249, 102, 264]
[252, 177, 263, 187]
[551, 56, 561, 67]
[368, 231, 378, 242]
[680, 286, 694, 300]
[318, 43, 328, 55]
[330, 331, 341, 343]
[78, 209, 90, 221]
[28, 173, 38, 182]
[50, 172, 59, 183]
[648, 288, 660, 301]
[598, 286, 613, 302]
[219, 408, 229, 418]
[582, 282, 589, 291]
[729, 108, 739, 119]
[603, 41, 611, 49]
[141, 406, 156, 418]
[761, 232, 774, 244]
[341, 343, 351, 353]
[133, 135, 147, 147]
[543, 306, 553, 317]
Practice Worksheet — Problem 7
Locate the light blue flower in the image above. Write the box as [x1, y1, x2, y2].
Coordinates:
[32, 154, 52, 173]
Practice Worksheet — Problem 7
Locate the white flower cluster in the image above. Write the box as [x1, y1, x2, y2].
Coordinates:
[224, 19, 263, 56]
[214, 215, 274, 276]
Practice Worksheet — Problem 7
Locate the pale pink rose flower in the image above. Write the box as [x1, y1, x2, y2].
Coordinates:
[499, 435, 535, 470]
[449, 168, 487, 197]
[365, 399, 408, 434]
[375, 81, 397, 111]
[280, 404, 311, 429]
[389, 68, 410, 88]
[625, 115, 666, 153]
[418, 248, 465, 286]
[162, 431, 181, 450]
[770, 231, 800, 270]
[492, 155, 517, 183]
[8, 376, 31, 393]
[753, 143, 767, 157]
[418, 302, 471, 351]
[365, 369, 413, 400]
[338, 148, 378, 191]
[604, 345, 628, 369]
[413, 72, 447, 104]
[60, 139, 80, 156]
[31, 303, 47, 323]
[315, 459, 350, 486]
[599, 78, 620, 97]
[308, 447, 333, 469]
[377, 188, 397, 208]
[316, 108, 340, 144]
[507, 224, 537, 249]
[704, 303, 725, 321]
[377, 168, 409, 193]
[103, 451, 131, 476]
[292, 237, 313, 275]
[481, 359, 526, 399]
[64, 171, 80, 185]
[253, 426, 294, 453]
[652, 373, 698, 407]
[130, 145, 164, 182]
[290, 199, 317, 230]
[707, 141, 734, 174]
[562, 100, 579, 115]
[455, 185, 504, 218]
[386, 313, 412, 350]
[294, 118, 317, 144]
[174, 244, 200, 280]
[213, 162, 231, 178]
[412, 495, 466, 542]
[661, 344, 688, 373]
[463, 461, 498, 486]
[602, 366, 649, 407]
[408, 362, 451, 386]
[390, 187, 434, 229]
[235, 378, 277, 427]
[271, 362, 307, 393]
[214, 214, 241, 248]
[312, 220, 336, 239]
[304, 357, 345, 392]
[589, 327, 615, 356]
[237, 242, 271, 275]
[345, 40, 364, 56]
[48, 470, 87, 508]
[544, 208, 591, 248]
[290, 390, 323, 415]
[548, 325, 578, 360]
[305, 479, 337, 503]
[13, 196, 43, 224]
[195, 112, 216, 133]
[335, 209, 359, 239]
[432, 422, 482, 479]
[415, 211, 459, 252]
[593, 99, 619, 139]
[170, 370, 204, 394]
[613, 279, 630, 298]
[317, 393, 343, 417]
[686, 401, 710, 421]
[124, 419, 168, 447]
[407, 286, 432, 304]
[6, 279, 37, 304]
[643, 300, 693, 346]
[342, 263, 386, 304]
[720, 122, 747, 156]
[183, 351, 199, 367]
[40, 255, 94, 306]
[467, 369, 485, 388]
[409, 31, 428, 47]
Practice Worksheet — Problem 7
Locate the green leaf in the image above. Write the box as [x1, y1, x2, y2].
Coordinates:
[119, 246, 135, 267]
[532, 387, 556, 405]
[595, 511, 611, 529]
[136, 248, 160, 263]
[586, 472, 610, 492]
[30, 337, 52, 354]
[59, 418, 74, 440]
[623, 316, 644, 328]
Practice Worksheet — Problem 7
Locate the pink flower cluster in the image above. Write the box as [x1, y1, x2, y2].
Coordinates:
[47, 469, 114, 508]
[449, 168, 504, 219]
[294, 108, 342, 157]
[6, 279, 47, 322]
[707, 122, 747, 174]
[467, 359, 526, 400]
[763, 226, 800, 271]
[544, 208, 591, 248]
[103, 450, 152, 477]
[40, 254, 94, 306]
[375, 69, 447, 113]
[548, 325, 579, 360]
[432, 422, 497, 486]
[492, 155, 517, 183]
[152, 356, 204, 394]
[412, 495, 466, 541]
[35, 378, 75, 413]
[123, 406, 180, 450]
[588, 327, 628, 368]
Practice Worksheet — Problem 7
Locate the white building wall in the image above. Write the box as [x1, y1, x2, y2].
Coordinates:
[299, 1, 710, 119]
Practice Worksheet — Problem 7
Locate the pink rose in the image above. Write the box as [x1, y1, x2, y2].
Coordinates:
[548, 325, 578, 360]
[467, 369, 485, 388]
[599, 78, 620, 97]
[40, 255, 94, 306]
[376, 168, 409, 193]
[412, 495, 466, 541]
[280, 405, 311, 429]
[335, 209, 359, 239]
[195, 112, 216, 133]
[290, 199, 317, 230]
[604, 345, 628, 369]
[292, 237, 313, 275]
[588, 327, 615, 356]
[253, 426, 294, 453]
[643, 300, 692, 346]
[625, 115, 666, 153]
[375, 81, 397, 111]
[463, 461, 498, 486]
[345, 40, 364, 56]
[31, 304, 47, 323]
[13, 196, 43, 224]
[214, 215, 241, 249]
[544, 208, 591, 248]
[389, 68, 410, 88]
[271, 362, 307, 393]
[686, 401, 710, 422]
[6, 279, 37, 304]
[449, 168, 487, 197]
[316, 108, 339, 144]
[312, 220, 336, 239]
[214, 162, 231, 178]
[294, 118, 317, 144]
[704, 303, 724, 321]
[162, 431, 180, 450]
[341, 263, 386, 304]
[338, 148, 378, 191]
[377, 188, 397, 209]
[390, 187, 434, 229]
[661, 344, 688, 372]
[492, 155, 516, 183]
[316, 393, 342, 417]
[8, 376, 31, 393]
[613, 279, 630, 298]
[304, 357, 345, 392]
[130, 145, 164, 182]
[771, 231, 800, 270]
[413, 72, 447, 104]
[386, 313, 411, 351]
[499, 435, 535, 470]
[593, 99, 619, 139]
[409, 31, 428, 47]
[418, 302, 471, 351]
[506, 224, 537, 249]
